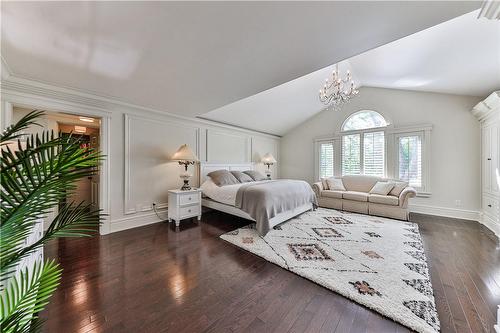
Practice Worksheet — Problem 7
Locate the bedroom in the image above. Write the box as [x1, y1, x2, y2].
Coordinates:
[0, 1, 499, 333]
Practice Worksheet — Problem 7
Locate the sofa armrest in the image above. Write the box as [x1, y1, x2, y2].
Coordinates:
[399, 187, 417, 208]
[312, 182, 323, 198]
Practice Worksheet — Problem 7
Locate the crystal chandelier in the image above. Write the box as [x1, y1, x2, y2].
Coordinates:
[319, 63, 359, 110]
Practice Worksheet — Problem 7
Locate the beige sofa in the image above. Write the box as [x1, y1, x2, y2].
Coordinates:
[312, 175, 417, 220]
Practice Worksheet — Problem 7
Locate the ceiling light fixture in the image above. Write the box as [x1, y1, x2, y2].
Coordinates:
[79, 117, 94, 123]
[319, 63, 359, 110]
[74, 126, 86, 133]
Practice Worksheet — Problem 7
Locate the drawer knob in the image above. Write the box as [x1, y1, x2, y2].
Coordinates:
[189, 197, 192, 200]
[487, 204, 492, 207]
[487, 158, 491, 161]
[188, 209, 191, 212]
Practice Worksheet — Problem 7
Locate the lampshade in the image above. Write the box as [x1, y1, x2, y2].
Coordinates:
[262, 152, 277, 164]
[172, 144, 199, 162]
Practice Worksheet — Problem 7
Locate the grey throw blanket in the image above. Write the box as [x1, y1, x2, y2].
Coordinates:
[235, 180, 317, 236]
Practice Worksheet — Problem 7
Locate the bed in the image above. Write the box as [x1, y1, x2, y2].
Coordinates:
[200, 163, 316, 235]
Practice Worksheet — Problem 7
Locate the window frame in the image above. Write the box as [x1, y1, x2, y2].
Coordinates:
[393, 130, 431, 196]
[341, 110, 388, 132]
[341, 122, 388, 177]
[317, 139, 335, 179]
[314, 112, 432, 197]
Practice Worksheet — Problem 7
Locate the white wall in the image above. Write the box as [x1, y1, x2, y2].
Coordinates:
[280, 87, 482, 216]
[4, 97, 280, 234]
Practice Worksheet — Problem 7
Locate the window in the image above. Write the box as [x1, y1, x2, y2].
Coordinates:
[363, 131, 385, 176]
[398, 135, 422, 188]
[341, 111, 387, 177]
[342, 134, 361, 175]
[319, 142, 334, 178]
[315, 112, 431, 195]
[342, 110, 387, 131]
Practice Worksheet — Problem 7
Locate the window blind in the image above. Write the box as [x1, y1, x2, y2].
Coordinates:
[319, 142, 334, 178]
[363, 131, 385, 177]
[342, 134, 361, 175]
[398, 135, 422, 187]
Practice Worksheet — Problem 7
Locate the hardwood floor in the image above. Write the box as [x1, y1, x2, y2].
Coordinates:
[41, 211, 500, 333]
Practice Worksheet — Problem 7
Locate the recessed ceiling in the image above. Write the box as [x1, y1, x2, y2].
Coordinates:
[1, 1, 479, 119]
[202, 9, 499, 136]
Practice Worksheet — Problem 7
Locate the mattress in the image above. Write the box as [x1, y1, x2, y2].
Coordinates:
[200, 179, 269, 206]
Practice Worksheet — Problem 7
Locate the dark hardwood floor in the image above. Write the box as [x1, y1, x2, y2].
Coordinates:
[41, 210, 500, 333]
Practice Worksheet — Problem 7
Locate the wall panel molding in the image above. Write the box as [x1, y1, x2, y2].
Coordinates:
[124, 114, 200, 215]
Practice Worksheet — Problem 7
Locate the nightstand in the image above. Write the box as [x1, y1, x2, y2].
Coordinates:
[168, 189, 202, 227]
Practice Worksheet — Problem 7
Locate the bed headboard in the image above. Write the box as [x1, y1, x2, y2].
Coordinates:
[200, 163, 254, 184]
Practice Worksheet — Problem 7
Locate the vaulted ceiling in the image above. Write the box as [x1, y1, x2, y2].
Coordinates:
[202, 9, 499, 135]
[1, 1, 480, 126]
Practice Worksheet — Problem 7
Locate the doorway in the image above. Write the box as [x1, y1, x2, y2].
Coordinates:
[11, 107, 102, 226]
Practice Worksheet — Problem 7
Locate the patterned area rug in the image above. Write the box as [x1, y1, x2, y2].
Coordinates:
[220, 208, 440, 333]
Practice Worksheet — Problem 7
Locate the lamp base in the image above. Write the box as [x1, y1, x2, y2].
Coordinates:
[180, 179, 192, 191]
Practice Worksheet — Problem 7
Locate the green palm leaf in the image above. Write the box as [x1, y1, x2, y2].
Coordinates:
[0, 110, 104, 331]
[0, 260, 62, 333]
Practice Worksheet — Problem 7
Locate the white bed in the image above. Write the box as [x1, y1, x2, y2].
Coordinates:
[200, 163, 313, 230]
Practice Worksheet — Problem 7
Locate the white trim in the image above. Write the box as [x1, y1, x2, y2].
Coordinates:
[409, 203, 480, 221]
[0, 97, 113, 235]
[99, 116, 111, 235]
[480, 213, 500, 239]
[1, 75, 280, 139]
[110, 210, 167, 233]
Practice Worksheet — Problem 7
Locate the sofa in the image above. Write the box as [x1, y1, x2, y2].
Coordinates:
[312, 175, 417, 220]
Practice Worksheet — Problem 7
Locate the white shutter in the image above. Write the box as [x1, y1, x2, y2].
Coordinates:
[342, 134, 361, 175]
[363, 131, 385, 177]
[398, 135, 422, 187]
[319, 142, 334, 178]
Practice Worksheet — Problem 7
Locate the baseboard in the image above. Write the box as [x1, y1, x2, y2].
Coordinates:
[110, 210, 166, 233]
[409, 204, 480, 221]
[409, 204, 500, 239]
[480, 214, 500, 239]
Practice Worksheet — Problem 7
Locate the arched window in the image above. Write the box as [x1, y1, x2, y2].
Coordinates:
[341, 111, 387, 177]
[342, 110, 387, 132]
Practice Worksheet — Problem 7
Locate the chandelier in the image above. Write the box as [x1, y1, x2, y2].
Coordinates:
[319, 64, 359, 109]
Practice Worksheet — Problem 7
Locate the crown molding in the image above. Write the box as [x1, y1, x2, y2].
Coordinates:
[0, 71, 281, 139]
[1, 56, 13, 80]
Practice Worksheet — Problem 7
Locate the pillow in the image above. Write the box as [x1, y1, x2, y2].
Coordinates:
[243, 170, 267, 181]
[389, 181, 408, 197]
[230, 171, 254, 183]
[207, 170, 240, 186]
[325, 178, 346, 191]
[369, 181, 395, 195]
[320, 178, 330, 190]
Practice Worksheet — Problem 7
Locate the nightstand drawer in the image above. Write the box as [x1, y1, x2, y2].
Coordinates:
[180, 193, 200, 206]
[180, 204, 200, 218]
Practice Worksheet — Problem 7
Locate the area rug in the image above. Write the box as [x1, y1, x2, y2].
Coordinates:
[220, 208, 440, 333]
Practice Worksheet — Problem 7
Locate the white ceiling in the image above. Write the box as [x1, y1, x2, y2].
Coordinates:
[202, 10, 500, 135]
[349, 10, 500, 97]
[1, 1, 479, 121]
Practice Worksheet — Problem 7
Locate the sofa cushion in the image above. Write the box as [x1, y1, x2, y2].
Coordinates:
[369, 181, 395, 195]
[342, 175, 383, 193]
[320, 178, 330, 190]
[321, 190, 343, 199]
[389, 181, 408, 197]
[369, 194, 399, 206]
[326, 178, 346, 191]
[342, 191, 369, 202]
